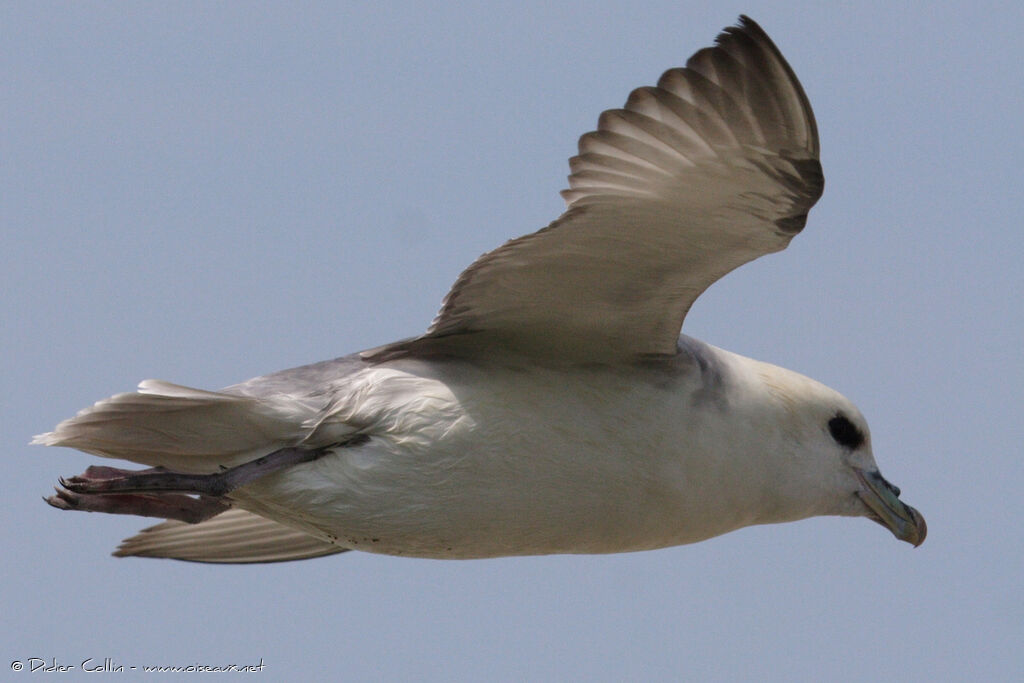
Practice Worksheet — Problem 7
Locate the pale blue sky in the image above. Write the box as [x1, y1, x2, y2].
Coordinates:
[3, 2, 1021, 680]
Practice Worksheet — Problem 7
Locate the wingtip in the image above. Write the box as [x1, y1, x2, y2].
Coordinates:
[714, 15, 773, 50]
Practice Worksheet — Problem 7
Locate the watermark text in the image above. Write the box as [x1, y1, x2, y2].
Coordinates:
[10, 657, 265, 673]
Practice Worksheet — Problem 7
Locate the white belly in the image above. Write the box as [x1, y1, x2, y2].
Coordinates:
[230, 357, 762, 558]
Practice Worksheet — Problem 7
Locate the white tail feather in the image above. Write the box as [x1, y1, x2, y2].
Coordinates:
[32, 380, 319, 472]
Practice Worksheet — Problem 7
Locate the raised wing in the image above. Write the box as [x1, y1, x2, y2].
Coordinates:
[382, 16, 822, 361]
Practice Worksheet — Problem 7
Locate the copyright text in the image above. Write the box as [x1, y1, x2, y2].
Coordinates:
[10, 657, 265, 673]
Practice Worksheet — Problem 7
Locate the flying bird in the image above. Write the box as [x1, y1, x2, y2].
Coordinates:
[36, 16, 925, 563]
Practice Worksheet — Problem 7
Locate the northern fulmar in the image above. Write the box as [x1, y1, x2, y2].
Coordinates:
[36, 16, 926, 563]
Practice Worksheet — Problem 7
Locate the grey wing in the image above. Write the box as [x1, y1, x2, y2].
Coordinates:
[114, 508, 348, 563]
[397, 16, 822, 361]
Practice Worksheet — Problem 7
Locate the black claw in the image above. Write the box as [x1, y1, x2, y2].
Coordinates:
[60, 477, 86, 493]
[45, 493, 73, 510]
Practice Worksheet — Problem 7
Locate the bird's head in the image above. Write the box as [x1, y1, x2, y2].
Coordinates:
[749, 361, 926, 546]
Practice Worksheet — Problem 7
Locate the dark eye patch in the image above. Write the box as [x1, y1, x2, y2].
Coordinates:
[828, 413, 864, 449]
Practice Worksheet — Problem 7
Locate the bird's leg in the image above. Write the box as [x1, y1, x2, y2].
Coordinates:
[57, 447, 329, 497]
[47, 488, 230, 524]
[46, 446, 333, 523]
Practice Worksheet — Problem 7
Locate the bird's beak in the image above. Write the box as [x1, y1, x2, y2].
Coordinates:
[854, 468, 926, 547]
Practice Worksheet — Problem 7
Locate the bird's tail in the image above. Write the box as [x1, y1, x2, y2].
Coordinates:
[33, 380, 316, 473]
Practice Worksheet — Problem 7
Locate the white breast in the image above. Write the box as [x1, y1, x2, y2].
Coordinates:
[231, 352, 782, 559]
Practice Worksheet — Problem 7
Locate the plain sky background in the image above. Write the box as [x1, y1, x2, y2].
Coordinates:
[3, 1, 1021, 680]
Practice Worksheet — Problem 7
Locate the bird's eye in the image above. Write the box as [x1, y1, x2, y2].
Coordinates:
[828, 413, 864, 449]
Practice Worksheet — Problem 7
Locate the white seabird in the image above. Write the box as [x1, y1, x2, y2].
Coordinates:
[36, 16, 925, 563]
